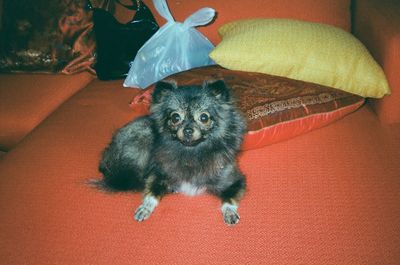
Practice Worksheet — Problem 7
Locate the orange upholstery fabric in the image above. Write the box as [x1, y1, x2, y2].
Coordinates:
[353, 0, 400, 124]
[0, 72, 94, 151]
[116, 0, 351, 44]
[0, 80, 399, 264]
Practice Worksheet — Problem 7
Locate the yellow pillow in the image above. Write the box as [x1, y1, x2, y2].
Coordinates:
[209, 19, 390, 98]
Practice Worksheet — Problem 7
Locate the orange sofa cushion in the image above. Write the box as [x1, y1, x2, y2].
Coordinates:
[0, 78, 399, 264]
[115, 0, 351, 44]
[0, 72, 94, 151]
[353, 0, 400, 124]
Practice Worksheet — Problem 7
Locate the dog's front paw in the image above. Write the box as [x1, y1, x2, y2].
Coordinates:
[134, 195, 159, 222]
[221, 203, 240, 226]
[134, 205, 153, 222]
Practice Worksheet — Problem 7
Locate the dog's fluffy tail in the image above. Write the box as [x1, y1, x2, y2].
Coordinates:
[89, 164, 146, 192]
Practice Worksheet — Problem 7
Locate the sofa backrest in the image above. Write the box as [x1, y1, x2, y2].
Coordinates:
[115, 0, 351, 45]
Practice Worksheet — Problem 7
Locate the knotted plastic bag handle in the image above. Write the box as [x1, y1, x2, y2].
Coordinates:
[153, 0, 174, 22]
[184, 8, 215, 28]
[153, 0, 215, 27]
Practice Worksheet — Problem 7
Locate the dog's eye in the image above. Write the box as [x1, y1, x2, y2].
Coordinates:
[170, 113, 181, 124]
[199, 113, 210, 124]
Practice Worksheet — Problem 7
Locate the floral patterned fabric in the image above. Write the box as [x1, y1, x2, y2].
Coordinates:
[0, 0, 112, 74]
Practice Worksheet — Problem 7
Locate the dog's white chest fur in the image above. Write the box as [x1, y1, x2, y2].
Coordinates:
[177, 182, 206, 196]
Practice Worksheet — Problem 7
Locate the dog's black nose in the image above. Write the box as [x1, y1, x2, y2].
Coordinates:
[183, 127, 193, 137]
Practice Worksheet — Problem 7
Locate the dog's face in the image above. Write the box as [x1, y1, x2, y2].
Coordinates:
[167, 106, 212, 146]
[151, 79, 232, 147]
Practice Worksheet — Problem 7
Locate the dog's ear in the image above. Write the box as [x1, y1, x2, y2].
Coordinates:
[203, 79, 230, 101]
[152, 80, 177, 104]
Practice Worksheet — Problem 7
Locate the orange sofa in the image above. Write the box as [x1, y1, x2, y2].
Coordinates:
[0, 0, 399, 264]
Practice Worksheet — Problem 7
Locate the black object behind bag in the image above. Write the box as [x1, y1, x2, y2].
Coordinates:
[89, 0, 159, 80]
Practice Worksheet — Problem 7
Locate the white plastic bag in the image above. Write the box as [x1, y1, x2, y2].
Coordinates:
[123, 0, 216, 89]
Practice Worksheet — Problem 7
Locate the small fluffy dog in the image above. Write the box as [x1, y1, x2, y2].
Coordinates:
[97, 79, 246, 225]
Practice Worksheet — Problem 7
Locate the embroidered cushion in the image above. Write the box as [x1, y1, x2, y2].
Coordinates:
[129, 66, 365, 150]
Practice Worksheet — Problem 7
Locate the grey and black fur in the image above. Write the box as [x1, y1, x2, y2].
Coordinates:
[98, 79, 246, 225]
